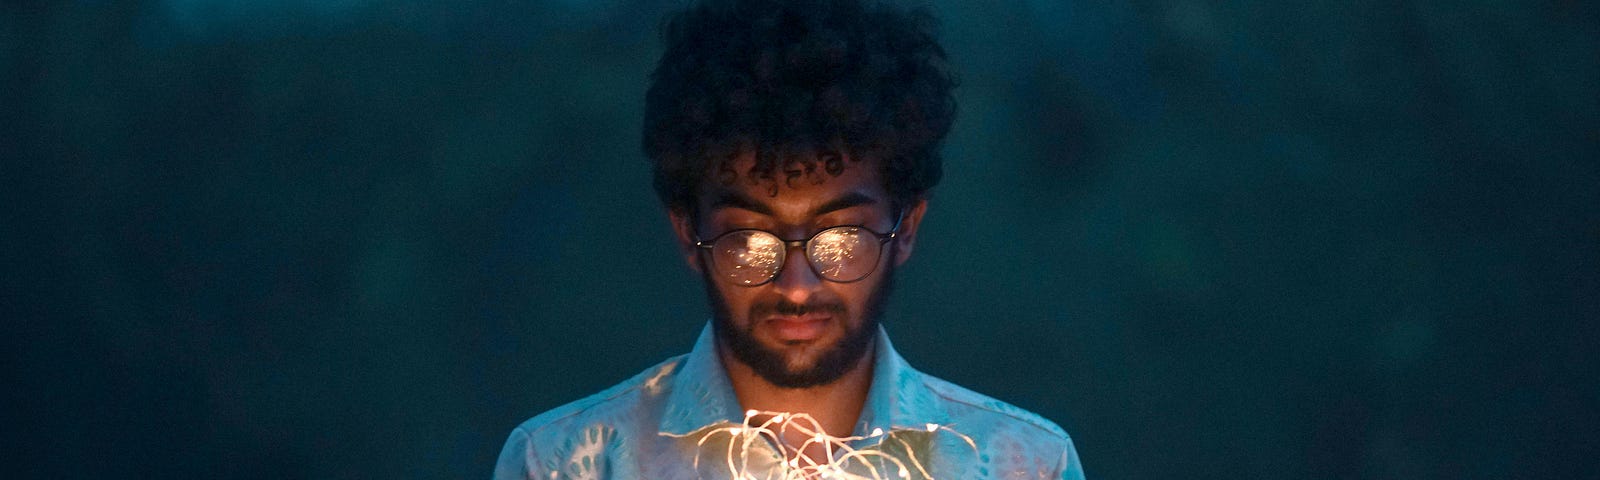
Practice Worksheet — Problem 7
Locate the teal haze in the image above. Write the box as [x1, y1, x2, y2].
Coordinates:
[3, 0, 1596, 478]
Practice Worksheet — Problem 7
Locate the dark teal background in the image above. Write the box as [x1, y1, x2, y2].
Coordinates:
[4, 0, 1597, 478]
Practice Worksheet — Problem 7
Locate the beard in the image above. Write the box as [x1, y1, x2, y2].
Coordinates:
[704, 255, 897, 389]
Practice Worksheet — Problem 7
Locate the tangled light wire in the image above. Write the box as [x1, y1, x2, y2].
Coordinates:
[668, 409, 977, 480]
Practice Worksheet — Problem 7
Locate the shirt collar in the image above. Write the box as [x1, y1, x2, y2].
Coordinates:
[854, 326, 950, 436]
[658, 323, 744, 436]
[657, 322, 950, 437]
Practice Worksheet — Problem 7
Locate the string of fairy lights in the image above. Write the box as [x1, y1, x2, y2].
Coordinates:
[664, 409, 976, 480]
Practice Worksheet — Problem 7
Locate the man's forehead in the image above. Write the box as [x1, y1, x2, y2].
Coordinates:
[693, 153, 890, 218]
[701, 188, 882, 217]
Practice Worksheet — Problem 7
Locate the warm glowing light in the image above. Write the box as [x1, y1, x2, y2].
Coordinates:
[733, 233, 781, 284]
[664, 410, 977, 479]
[810, 228, 864, 279]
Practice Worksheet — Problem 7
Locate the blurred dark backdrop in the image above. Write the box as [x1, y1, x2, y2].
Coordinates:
[4, 0, 1597, 478]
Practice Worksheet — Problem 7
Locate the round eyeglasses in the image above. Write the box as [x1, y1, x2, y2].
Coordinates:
[694, 214, 904, 286]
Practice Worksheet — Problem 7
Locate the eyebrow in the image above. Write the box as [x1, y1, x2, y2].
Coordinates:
[706, 191, 775, 216]
[706, 191, 879, 218]
[810, 191, 878, 216]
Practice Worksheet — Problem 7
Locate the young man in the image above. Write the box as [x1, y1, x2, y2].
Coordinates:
[495, 1, 1084, 478]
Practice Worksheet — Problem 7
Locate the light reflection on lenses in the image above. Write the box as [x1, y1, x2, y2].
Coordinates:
[713, 231, 783, 285]
[808, 227, 871, 282]
[708, 226, 884, 285]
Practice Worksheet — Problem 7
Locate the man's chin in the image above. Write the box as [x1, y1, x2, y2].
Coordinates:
[722, 327, 840, 387]
[752, 329, 875, 388]
[759, 359, 839, 389]
[766, 344, 829, 370]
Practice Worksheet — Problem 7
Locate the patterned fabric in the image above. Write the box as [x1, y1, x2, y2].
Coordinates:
[495, 323, 1086, 479]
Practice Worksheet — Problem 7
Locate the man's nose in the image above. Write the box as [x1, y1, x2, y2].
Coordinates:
[771, 245, 822, 304]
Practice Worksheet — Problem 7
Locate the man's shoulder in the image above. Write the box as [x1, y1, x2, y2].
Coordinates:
[910, 369, 1087, 480]
[914, 368, 1072, 443]
[496, 356, 687, 479]
[509, 355, 686, 439]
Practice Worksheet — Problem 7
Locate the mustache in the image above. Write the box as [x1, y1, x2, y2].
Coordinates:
[749, 298, 847, 318]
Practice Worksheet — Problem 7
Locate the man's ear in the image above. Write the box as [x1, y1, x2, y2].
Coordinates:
[892, 198, 929, 266]
[667, 208, 703, 273]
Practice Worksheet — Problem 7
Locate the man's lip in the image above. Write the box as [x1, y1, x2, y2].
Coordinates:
[764, 315, 831, 342]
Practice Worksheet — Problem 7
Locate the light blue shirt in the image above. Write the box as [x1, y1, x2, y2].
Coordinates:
[495, 323, 1086, 479]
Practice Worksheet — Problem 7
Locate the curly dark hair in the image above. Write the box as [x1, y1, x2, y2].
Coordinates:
[642, 0, 957, 215]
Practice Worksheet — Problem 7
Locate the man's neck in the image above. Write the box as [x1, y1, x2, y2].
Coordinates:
[716, 339, 876, 443]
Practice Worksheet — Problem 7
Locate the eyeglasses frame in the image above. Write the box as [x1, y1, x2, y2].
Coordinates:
[692, 211, 906, 286]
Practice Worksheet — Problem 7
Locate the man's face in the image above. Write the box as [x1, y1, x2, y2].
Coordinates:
[670, 153, 926, 389]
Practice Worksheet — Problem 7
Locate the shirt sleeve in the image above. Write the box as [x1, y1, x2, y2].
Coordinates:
[1057, 436, 1086, 480]
[493, 427, 542, 480]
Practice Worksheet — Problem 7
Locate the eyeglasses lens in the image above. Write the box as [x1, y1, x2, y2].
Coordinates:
[808, 227, 875, 282]
[711, 230, 783, 285]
